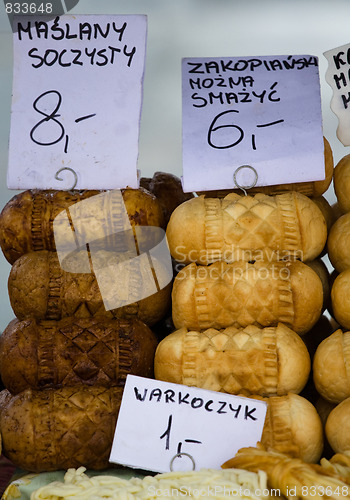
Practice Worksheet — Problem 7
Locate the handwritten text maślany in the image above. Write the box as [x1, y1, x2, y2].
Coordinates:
[16, 16, 137, 68]
[17, 16, 128, 41]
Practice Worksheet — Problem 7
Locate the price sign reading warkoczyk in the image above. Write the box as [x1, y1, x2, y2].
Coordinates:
[182, 55, 325, 192]
[8, 14, 147, 190]
[110, 375, 267, 473]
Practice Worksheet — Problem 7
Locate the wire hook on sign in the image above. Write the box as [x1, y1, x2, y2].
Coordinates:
[55, 167, 78, 190]
[233, 165, 258, 196]
[169, 452, 196, 472]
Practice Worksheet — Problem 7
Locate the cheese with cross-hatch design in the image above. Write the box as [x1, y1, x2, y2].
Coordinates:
[155, 323, 310, 397]
[0, 316, 158, 395]
[8, 250, 171, 326]
[0, 386, 123, 472]
[166, 191, 327, 264]
[172, 260, 323, 335]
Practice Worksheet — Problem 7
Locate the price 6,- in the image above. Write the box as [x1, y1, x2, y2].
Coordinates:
[181, 55, 325, 192]
[207, 109, 284, 151]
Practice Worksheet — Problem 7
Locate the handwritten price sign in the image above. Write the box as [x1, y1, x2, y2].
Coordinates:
[30, 90, 96, 152]
[7, 14, 147, 190]
[110, 375, 267, 473]
[324, 43, 350, 146]
[181, 55, 325, 192]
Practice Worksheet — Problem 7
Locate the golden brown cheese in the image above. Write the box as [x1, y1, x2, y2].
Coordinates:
[166, 192, 327, 265]
[171, 260, 323, 335]
[0, 316, 158, 394]
[155, 323, 310, 397]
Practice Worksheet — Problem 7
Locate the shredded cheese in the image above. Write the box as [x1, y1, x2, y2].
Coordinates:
[30, 467, 270, 500]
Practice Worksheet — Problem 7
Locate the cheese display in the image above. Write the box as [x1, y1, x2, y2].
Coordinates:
[0, 317, 158, 394]
[171, 260, 323, 335]
[166, 192, 327, 265]
[326, 398, 350, 455]
[0, 164, 340, 479]
[222, 445, 350, 500]
[0, 386, 322, 472]
[0, 45, 349, 491]
[0, 188, 165, 265]
[154, 323, 311, 397]
[3, 6, 350, 498]
[0, 186, 172, 473]
[333, 154, 350, 214]
[330, 270, 350, 329]
[0, 387, 123, 472]
[313, 330, 350, 404]
[256, 393, 323, 464]
[328, 213, 350, 273]
[7, 249, 171, 326]
[31, 467, 269, 500]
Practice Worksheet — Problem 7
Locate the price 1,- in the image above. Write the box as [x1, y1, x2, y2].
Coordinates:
[110, 375, 267, 473]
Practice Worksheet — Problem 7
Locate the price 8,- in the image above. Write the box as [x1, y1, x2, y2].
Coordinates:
[7, 14, 147, 190]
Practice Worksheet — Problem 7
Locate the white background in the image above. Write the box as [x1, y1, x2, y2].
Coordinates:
[0, 0, 349, 331]
[110, 375, 267, 473]
[8, 14, 146, 190]
[181, 55, 325, 191]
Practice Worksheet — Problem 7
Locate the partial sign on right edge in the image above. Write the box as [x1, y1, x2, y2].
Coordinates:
[324, 43, 350, 146]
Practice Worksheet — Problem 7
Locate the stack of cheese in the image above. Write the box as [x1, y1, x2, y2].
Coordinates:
[0, 187, 172, 472]
[310, 153, 350, 457]
[155, 138, 334, 464]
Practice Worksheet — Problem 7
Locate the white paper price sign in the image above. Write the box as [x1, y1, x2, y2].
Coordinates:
[182, 55, 325, 192]
[324, 44, 350, 146]
[110, 375, 267, 473]
[7, 14, 147, 190]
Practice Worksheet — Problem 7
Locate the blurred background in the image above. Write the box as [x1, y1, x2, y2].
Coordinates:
[0, 0, 349, 331]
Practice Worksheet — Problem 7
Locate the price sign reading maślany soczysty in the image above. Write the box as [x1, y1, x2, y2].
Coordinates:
[182, 55, 325, 193]
[110, 375, 267, 473]
[7, 14, 147, 190]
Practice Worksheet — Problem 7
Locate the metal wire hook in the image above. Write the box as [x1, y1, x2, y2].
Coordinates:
[169, 452, 196, 472]
[233, 165, 258, 195]
[55, 167, 78, 190]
